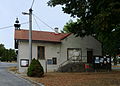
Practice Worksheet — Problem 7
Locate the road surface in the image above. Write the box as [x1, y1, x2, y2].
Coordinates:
[0, 62, 33, 86]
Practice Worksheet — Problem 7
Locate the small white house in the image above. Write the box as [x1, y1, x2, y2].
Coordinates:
[14, 29, 102, 73]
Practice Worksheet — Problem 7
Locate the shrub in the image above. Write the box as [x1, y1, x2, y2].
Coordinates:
[27, 58, 44, 77]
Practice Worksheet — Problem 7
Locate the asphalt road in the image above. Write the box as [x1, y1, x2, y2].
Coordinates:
[0, 62, 33, 86]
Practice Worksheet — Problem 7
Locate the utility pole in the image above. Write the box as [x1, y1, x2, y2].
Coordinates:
[29, 8, 32, 64]
[22, 8, 33, 64]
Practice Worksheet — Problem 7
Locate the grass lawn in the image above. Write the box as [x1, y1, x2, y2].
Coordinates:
[22, 71, 120, 86]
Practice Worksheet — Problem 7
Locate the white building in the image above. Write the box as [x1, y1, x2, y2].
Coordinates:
[14, 29, 102, 73]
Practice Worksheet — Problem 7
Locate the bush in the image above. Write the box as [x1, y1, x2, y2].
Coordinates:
[27, 58, 44, 77]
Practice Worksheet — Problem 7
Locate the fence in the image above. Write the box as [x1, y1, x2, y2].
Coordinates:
[93, 56, 111, 72]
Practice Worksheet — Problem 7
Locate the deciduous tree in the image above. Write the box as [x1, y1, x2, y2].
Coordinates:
[48, 0, 120, 56]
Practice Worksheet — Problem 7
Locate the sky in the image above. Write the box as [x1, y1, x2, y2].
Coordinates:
[0, 0, 74, 49]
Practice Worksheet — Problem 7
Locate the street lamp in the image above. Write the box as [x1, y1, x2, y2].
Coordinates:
[22, 8, 33, 64]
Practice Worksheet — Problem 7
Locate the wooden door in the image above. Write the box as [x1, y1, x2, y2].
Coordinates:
[87, 50, 93, 63]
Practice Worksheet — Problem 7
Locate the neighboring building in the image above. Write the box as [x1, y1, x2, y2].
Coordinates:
[116, 54, 120, 59]
[14, 29, 102, 73]
[116, 54, 120, 63]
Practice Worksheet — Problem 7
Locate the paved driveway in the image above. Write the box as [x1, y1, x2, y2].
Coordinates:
[0, 62, 33, 86]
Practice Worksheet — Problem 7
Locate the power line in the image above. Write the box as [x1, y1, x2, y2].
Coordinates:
[0, 22, 28, 30]
[31, 0, 35, 9]
[0, 25, 13, 30]
[33, 14, 54, 31]
[33, 15, 41, 31]
[21, 22, 29, 25]
[30, 0, 55, 31]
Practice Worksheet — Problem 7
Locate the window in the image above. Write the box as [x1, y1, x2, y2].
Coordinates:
[67, 48, 81, 60]
[37, 46, 45, 59]
[47, 59, 53, 64]
[52, 58, 57, 64]
[47, 57, 57, 65]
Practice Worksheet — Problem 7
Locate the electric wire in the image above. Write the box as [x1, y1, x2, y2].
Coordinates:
[30, 0, 55, 31]
[0, 25, 13, 30]
[33, 15, 41, 31]
[0, 22, 28, 30]
[33, 14, 55, 31]
[21, 22, 29, 25]
[31, 0, 35, 9]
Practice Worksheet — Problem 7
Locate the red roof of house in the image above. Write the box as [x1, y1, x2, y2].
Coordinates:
[117, 54, 120, 56]
[15, 29, 70, 43]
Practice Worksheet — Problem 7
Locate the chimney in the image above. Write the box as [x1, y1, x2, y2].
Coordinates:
[54, 27, 59, 34]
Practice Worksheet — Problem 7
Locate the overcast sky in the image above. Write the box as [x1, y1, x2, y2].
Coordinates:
[0, 0, 74, 49]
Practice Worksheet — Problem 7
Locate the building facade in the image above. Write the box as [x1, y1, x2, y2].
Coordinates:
[15, 29, 102, 73]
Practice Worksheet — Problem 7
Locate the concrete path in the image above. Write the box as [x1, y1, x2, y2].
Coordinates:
[0, 62, 33, 86]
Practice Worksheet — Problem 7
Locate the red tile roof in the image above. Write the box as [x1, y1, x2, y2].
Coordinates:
[117, 54, 120, 56]
[15, 29, 70, 43]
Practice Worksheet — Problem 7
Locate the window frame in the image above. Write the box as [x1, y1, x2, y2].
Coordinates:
[52, 57, 57, 65]
[37, 46, 45, 60]
[67, 48, 82, 60]
[47, 57, 57, 65]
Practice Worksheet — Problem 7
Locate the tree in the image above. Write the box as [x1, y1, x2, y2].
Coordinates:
[7, 49, 17, 62]
[0, 44, 5, 57]
[48, 0, 120, 36]
[48, 0, 120, 56]
[27, 58, 44, 77]
[0, 44, 17, 62]
[61, 19, 75, 33]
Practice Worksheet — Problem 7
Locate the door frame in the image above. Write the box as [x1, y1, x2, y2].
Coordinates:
[87, 49, 93, 63]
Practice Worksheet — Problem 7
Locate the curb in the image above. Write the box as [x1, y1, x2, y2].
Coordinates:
[8, 70, 33, 86]
[22, 77, 45, 86]
[8, 70, 44, 86]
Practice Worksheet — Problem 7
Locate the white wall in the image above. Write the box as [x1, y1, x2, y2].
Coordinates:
[18, 41, 61, 73]
[18, 41, 29, 73]
[17, 35, 102, 73]
[60, 35, 102, 64]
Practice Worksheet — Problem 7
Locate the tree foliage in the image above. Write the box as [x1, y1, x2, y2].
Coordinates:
[48, 0, 120, 56]
[0, 44, 17, 62]
[0, 44, 5, 57]
[27, 58, 44, 77]
[61, 19, 75, 33]
[48, 0, 120, 35]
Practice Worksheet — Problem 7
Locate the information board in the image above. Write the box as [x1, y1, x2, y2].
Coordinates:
[20, 59, 29, 67]
[93, 56, 111, 71]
